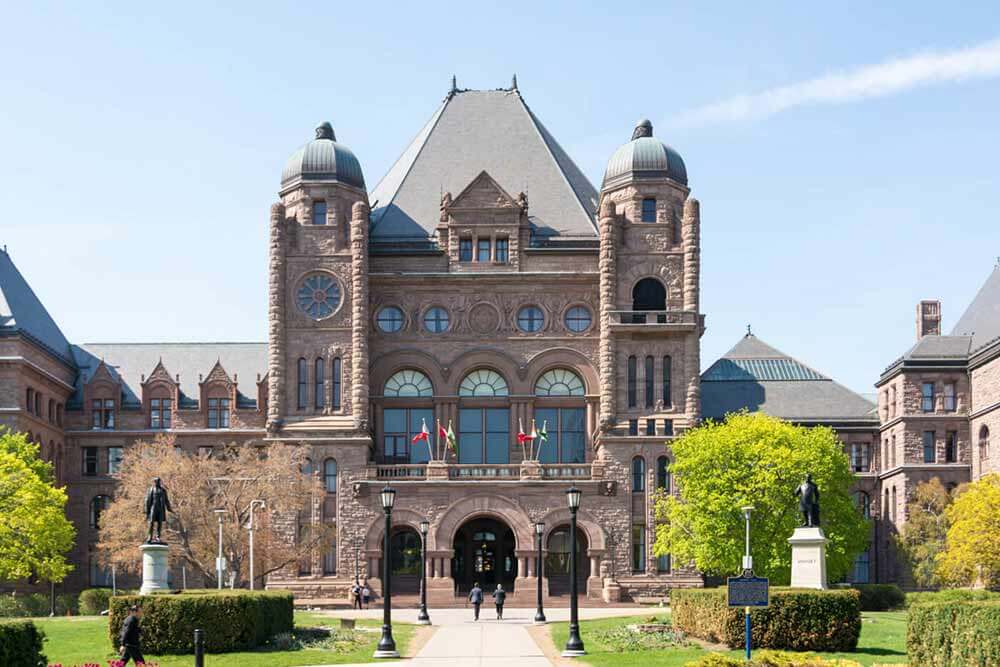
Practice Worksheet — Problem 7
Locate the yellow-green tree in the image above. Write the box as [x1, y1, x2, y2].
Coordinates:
[895, 478, 952, 588]
[938, 473, 1000, 588]
[0, 428, 75, 582]
[653, 412, 869, 584]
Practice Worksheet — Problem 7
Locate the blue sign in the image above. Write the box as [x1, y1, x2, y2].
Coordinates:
[727, 575, 769, 607]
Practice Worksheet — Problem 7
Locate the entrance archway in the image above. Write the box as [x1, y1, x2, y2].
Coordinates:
[632, 277, 666, 311]
[452, 517, 517, 593]
[546, 525, 589, 595]
[390, 527, 422, 593]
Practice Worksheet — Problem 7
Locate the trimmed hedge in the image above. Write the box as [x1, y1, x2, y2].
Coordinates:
[79, 588, 136, 616]
[108, 590, 293, 654]
[0, 620, 46, 667]
[904, 588, 999, 608]
[0, 592, 78, 618]
[672, 588, 861, 652]
[850, 584, 904, 611]
[908, 599, 1000, 666]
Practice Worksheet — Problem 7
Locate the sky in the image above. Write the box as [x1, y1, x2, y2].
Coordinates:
[1, 1, 999, 395]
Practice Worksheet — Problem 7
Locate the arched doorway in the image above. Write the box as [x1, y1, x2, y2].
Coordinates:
[390, 527, 422, 593]
[546, 525, 589, 596]
[452, 517, 517, 593]
[632, 277, 666, 314]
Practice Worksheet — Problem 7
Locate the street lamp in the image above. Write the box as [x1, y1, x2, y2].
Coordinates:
[374, 485, 399, 659]
[214, 509, 227, 590]
[534, 521, 546, 624]
[741, 506, 754, 574]
[562, 487, 585, 657]
[417, 519, 431, 625]
[247, 500, 266, 590]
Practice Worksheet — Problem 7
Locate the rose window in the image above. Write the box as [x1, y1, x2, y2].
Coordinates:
[296, 273, 342, 320]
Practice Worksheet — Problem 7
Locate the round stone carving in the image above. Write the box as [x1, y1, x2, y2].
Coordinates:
[296, 272, 342, 320]
[469, 303, 500, 334]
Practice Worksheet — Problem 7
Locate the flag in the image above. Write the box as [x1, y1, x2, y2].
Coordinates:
[517, 419, 529, 444]
[538, 420, 548, 443]
[529, 419, 538, 441]
[412, 419, 430, 443]
[445, 421, 457, 452]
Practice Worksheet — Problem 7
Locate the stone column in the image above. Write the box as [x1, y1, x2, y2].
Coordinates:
[682, 197, 701, 421]
[266, 202, 286, 432]
[350, 202, 371, 432]
[597, 198, 618, 430]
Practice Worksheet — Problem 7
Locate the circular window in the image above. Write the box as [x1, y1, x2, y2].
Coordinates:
[564, 306, 592, 332]
[376, 306, 405, 333]
[423, 307, 450, 333]
[517, 306, 545, 333]
[296, 273, 341, 320]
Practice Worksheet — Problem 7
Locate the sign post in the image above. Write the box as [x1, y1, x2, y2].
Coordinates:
[727, 505, 768, 661]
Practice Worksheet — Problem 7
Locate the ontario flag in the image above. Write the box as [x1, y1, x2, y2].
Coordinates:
[439, 420, 457, 451]
[412, 419, 430, 444]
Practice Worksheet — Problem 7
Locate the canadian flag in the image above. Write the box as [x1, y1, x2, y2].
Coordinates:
[411, 419, 430, 443]
[517, 419, 530, 444]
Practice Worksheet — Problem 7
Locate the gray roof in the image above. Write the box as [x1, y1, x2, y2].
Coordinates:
[0, 248, 75, 366]
[72, 342, 267, 408]
[701, 334, 876, 423]
[951, 264, 1000, 352]
[603, 121, 687, 189]
[369, 88, 599, 241]
[281, 122, 365, 191]
[902, 334, 972, 360]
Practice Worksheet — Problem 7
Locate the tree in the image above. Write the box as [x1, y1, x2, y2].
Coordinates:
[653, 412, 869, 584]
[937, 473, 1000, 588]
[95, 435, 330, 588]
[0, 428, 75, 582]
[894, 478, 952, 588]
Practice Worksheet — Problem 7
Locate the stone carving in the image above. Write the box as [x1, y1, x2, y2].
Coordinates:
[469, 303, 501, 334]
[516, 191, 528, 210]
[642, 232, 672, 252]
[795, 474, 821, 527]
[600, 481, 617, 497]
[440, 192, 452, 222]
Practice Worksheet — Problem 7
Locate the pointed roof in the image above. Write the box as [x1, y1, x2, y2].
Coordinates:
[951, 264, 1000, 352]
[369, 88, 599, 242]
[0, 248, 75, 366]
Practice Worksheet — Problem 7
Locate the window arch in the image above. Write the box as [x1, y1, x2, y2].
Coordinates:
[323, 458, 337, 493]
[980, 425, 990, 461]
[314, 358, 325, 409]
[384, 369, 433, 397]
[534, 369, 585, 396]
[459, 369, 509, 397]
[90, 495, 110, 530]
[632, 277, 666, 311]
[297, 358, 308, 410]
[631, 456, 646, 492]
[656, 456, 670, 491]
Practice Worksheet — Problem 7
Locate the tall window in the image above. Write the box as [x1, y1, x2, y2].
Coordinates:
[150, 398, 172, 429]
[943, 383, 956, 411]
[662, 356, 672, 407]
[981, 426, 991, 461]
[90, 495, 109, 530]
[495, 237, 509, 263]
[646, 419, 656, 435]
[383, 408, 435, 464]
[297, 358, 308, 409]
[476, 238, 490, 262]
[641, 198, 656, 223]
[82, 447, 99, 476]
[851, 443, 870, 472]
[629, 419, 638, 436]
[663, 419, 674, 436]
[458, 408, 509, 464]
[631, 456, 645, 492]
[644, 356, 654, 408]
[534, 407, 585, 463]
[459, 238, 473, 261]
[923, 430, 936, 463]
[627, 356, 637, 408]
[26, 388, 33, 414]
[324, 458, 337, 493]
[324, 540, 337, 575]
[332, 358, 342, 410]
[921, 382, 934, 412]
[657, 553, 671, 574]
[854, 491, 871, 519]
[890, 434, 896, 468]
[48, 399, 55, 422]
[314, 358, 325, 409]
[632, 525, 646, 572]
[891, 487, 897, 521]
[56, 404, 63, 426]
[207, 398, 230, 429]
[945, 431, 957, 463]
[852, 551, 870, 584]
[108, 447, 123, 474]
[312, 200, 327, 225]
[656, 456, 670, 491]
[34, 392, 40, 416]
[92, 399, 115, 430]
[890, 386, 897, 417]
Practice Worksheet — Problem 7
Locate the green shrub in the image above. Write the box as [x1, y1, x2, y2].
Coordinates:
[684, 651, 862, 666]
[851, 584, 904, 611]
[107, 590, 293, 654]
[0, 620, 46, 667]
[904, 588, 999, 608]
[79, 588, 136, 615]
[0, 593, 77, 618]
[907, 599, 1000, 666]
[672, 588, 861, 652]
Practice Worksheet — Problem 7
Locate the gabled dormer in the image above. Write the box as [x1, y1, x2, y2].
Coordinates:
[199, 360, 235, 429]
[438, 170, 526, 271]
[84, 360, 121, 430]
[141, 359, 178, 429]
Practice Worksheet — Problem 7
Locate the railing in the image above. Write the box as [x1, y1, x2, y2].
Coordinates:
[371, 462, 597, 481]
[374, 464, 427, 479]
[448, 465, 521, 480]
[610, 310, 698, 325]
[540, 464, 592, 479]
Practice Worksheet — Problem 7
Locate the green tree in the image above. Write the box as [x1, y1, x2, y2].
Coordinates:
[0, 428, 75, 582]
[653, 412, 869, 584]
[894, 478, 952, 588]
[938, 473, 1000, 588]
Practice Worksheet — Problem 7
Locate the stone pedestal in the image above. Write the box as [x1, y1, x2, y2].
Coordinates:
[602, 579, 622, 603]
[426, 461, 450, 479]
[139, 543, 170, 595]
[788, 526, 828, 590]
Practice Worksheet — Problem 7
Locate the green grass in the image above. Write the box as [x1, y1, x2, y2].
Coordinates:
[35, 611, 415, 666]
[548, 611, 908, 666]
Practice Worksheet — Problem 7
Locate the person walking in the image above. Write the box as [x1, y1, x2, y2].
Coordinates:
[362, 579, 372, 610]
[351, 580, 362, 610]
[118, 605, 144, 666]
[468, 582, 484, 621]
[492, 584, 506, 620]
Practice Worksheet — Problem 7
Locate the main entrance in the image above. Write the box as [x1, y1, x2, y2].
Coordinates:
[452, 517, 517, 593]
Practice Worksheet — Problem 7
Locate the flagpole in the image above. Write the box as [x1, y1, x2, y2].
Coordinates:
[530, 418, 537, 461]
[518, 418, 527, 461]
[435, 419, 441, 461]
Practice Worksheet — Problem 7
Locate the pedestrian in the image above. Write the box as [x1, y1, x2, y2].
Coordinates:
[492, 584, 506, 620]
[118, 604, 144, 666]
[468, 581, 484, 621]
[351, 580, 362, 610]
[362, 579, 372, 609]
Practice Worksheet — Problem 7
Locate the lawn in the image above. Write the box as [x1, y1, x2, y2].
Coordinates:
[35, 611, 415, 666]
[548, 611, 908, 666]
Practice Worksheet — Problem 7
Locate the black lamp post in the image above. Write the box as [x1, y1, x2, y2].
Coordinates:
[417, 519, 431, 625]
[534, 521, 546, 624]
[374, 485, 399, 659]
[562, 486, 585, 657]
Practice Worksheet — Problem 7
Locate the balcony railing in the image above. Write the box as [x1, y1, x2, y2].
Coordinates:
[610, 310, 698, 325]
[448, 465, 521, 480]
[540, 464, 592, 479]
[371, 462, 597, 481]
[374, 464, 427, 479]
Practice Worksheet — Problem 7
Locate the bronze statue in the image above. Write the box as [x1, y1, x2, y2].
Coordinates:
[144, 478, 173, 543]
[794, 474, 821, 527]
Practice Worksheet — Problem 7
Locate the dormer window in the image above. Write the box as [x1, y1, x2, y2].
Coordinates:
[312, 200, 327, 225]
[207, 397, 230, 429]
[150, 398, 172, 429]
[641, 198, 656, 223]
[495, 237, 509, 263]
[459, 238, 473, 262]
[477, 238, 491, 262]
[92, 399, 115, 430]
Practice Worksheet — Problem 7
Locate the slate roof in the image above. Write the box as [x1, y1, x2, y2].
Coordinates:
[900, 335, 972, 360]
[369, 88, 599, 242]
[701, 334, 876, 423]
[951, 264, 1000, 353]
[0, 248, 75, 366]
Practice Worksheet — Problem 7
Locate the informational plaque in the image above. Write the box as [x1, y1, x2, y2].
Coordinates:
[727, 575, 769, 607]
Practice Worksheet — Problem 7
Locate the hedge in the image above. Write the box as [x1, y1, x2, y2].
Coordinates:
[672, 588, 861, 652]
[684, 650, 862, 666]
[850, 584, 904, 611]
[108, 590, 293, 654]
[79, 588, 135, 616]
[0, 620, 46, 667]
[908, 599, 1000, 666]
[0, 593, 78, 618]
[904, 588, 999, 608]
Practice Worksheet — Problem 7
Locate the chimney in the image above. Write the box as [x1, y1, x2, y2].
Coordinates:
[916, 300, 941, 340]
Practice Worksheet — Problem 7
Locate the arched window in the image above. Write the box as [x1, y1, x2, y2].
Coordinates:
[632, 277, 666, 311]
[656, 456, 670, 491]
[632, 457, 645, 492]
[323, 458, 337, 493]
[883, 489, 890, 519]
[314, 358, 325, 409]
[854, 491, 871, 519]
[980, 426, 990, 461]
[384, 369, 433, 397]
[34, 391, 41, 416]
[644, 356, 654, 408]
[534, 369, 585, 396]
[48, 399, 55, 423]
[332, 358, 342, 410]
[459, 369, 509, 397]
[662, 356, 672, 408]
[26, 388, 33, 414]
[90, 495, 110, 530]
[297, 358, 308, 410]
[627, 356, 637, 407]
[535, 369, 586, 464]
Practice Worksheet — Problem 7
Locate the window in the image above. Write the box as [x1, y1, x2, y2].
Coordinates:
[298, 524, 312, 576]
[332, 358, 342, 410]
[323, 540, 337, 575]
[384, 369, 433, 397]
[376, 306, 405, 333]
[628, 419, 638, 436]
[382, 408, 435, 463]
[324, 458, 337, 493]
[476, 238, 490, 262]
[82, 447, 99, 476]
[296, 273, 341, 320]
[632, 525, 646, 572]
[517, 306, 544, 333]
[921, 382, 934, 412]
[312, 200, 327, 225]
[423, 306, 450, 333]
[646, 418, 656, 435]
[564, 306, 592, 332]
[663, 419, 674, 436]
[89, 557, 112, 588]
[945, 431, 957, 463]
[459, 369, 509, 397]
[458, 408, 510, 464]
[301, 458, 314, 476]
[656, 456, 670, 491]
[26, 388, 33, 414]
[535, 407, 585, 463]
[923, 431, 936, 463]
[534, 369, 585, 396]
[459, 238, 473, 261]
[891, 487, 897, 521]
[631, 457, 645, 492]
[944, 383, 956, 412]
[150, 398, 172, 429]
[852, 551, 870, 584]
[297, 358, 308, 409]
[644, 356, 654, 408]
[851, 443, 870, 472]
[627, 355, 637, 407]
[662, 356, 672, 407]
[641, 198, 656, 223]
[980, 426, 991, 461]
[890, 386, 897, 417]
[90, 495, 109, 530]
[34, 392, 40, 416]
[890, 434, 896, 468]
[314, 358, 325, 409]
[883, 489, 890, 519]
[208, 398, 230, 429]
[48, 399, 55, 423]
[854, 491, 871, 519]
[495, 237, 509, 263]
[657, 553, 671, 574]
[92, 399, 115, 430]
[56, 404, 63, 426]
[108, 447, 123, 474]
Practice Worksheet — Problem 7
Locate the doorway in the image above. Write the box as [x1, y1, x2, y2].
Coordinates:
[452, 517, 517, 593]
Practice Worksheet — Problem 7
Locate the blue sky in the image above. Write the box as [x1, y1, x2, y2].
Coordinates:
[2, 1, 999, 394]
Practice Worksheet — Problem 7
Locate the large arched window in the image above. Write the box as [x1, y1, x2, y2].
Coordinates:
[384, 369, 433, 397]
[297, 358, 308, 410]
[314, 358, 325, 409]
[382, 369, 434, 464]
[459, 369, 509, 397]
[980, 426, 990, 461]
[656, 456, 670, 492]
[632, 277, 666, 311]
[534, 369, 585, 396]
[632, 457, 646, 492]
[534, 369, 586, 464]
[323, 458, 337, 493]
[90, 495, 110, 530]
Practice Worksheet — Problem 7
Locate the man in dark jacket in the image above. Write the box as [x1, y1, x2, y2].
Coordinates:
[492, 584, 506, 620]
[468, 582, 484, 621]
[118, 605, 144, 665]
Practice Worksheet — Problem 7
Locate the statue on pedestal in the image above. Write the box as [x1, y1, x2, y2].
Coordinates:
[794, 474, 820, 528]
[144, 478, 173, 543]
